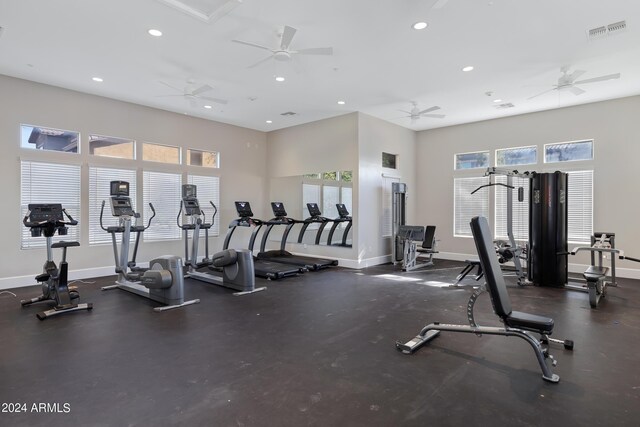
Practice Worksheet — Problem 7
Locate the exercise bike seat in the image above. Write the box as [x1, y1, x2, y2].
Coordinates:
[51, 241, 80, 249]
[583, 266, 609, 282]
[504, 311, 554, 334]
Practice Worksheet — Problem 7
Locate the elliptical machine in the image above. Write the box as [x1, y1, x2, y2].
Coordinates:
[21, 204, 93, 320]
[100, 181, 199, 311]
[177, 184, 264, 295]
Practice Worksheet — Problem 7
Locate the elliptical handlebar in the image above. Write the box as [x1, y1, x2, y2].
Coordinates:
[177, 200, 184, 228]
[23, 207, 78, 229]
[210, 202, 217, 225]
[99, 200, 107, 231]
[145, 203, 156, 230]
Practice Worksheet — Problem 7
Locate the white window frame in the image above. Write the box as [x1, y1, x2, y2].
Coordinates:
[20, 160, 81, 249]
[454, 150, 490, 170]
[495, 145, 537, 167]
[544, 139, 594, 164]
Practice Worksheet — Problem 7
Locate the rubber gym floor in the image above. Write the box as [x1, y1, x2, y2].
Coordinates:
[1, 259, 639, 427]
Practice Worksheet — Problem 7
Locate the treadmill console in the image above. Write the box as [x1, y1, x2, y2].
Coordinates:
[271, 202, 288, 218]
[28, 204, 64, 222]
[336, 204, 351, 218]
[307, 203, 322, 217]
[235, 201, 254, 218]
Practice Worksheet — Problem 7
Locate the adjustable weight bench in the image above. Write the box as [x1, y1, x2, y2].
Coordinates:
[396, 216, 573, 383]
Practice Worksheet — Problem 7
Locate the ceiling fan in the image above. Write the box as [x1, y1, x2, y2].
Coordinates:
[398, 103, 446, 123]
[232, 25, 333, 69]
[158, 81, 228, 107]
[528, 67, 621, 100]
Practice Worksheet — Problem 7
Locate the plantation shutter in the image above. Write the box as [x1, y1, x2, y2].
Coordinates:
[187, 174, 220, 236]
[494, 176, 530, 241]
[567, 170, 593, 243]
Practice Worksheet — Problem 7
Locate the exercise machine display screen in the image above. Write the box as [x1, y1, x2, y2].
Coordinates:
[182, 184, 197, 198]
[336, 204, 350, 218]
[28, 204, 64, 222]
[271, 202, 288, 217]
[307, 203, 322, 217]
[110, 180, 130, 197]
[184, 199, 201, 215]
[235, 201, 254, 218]
[110, 196, 135, 217]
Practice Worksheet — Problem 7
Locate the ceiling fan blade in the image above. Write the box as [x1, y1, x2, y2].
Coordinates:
[232, 39, 273, 51]
[432, 0, 450, 9]
[191, 84, 213, 96]
[156, 94, 187, 98]
[423, 114, 446, 119]
[247, 55, 273, 69]
[568, 86, 586, 96]
[398, 109, 412, 115]
[199, 96, 228, 105]
[568, 69, 586, 81]
[280, 26, 297, 50]
[158, 81, 183, 93]
[527, 88, 556, 100]
[295, 47, 333, 55]
[418, 106, 440, 115]
[574, 73, 621, 85]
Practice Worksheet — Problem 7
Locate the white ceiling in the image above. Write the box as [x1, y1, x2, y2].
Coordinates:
[1, 0, 639, 132]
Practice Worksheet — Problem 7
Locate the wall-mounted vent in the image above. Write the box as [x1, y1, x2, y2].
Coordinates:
[495, 103, 515, 109]
[587, 20, 627, 40]
[156, 0, 241, 23]
[280, 111, 297, 116]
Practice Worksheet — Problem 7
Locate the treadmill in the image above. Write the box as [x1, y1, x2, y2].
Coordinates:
[297, 203, 333, 244]
[223, 201, 303, 280]
[257, 202, 339, 271]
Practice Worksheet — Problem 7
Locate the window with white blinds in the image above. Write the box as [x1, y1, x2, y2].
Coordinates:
[20, 161, 81, 249]
[88, 167, 137, 245]
[382, 176, 399, 237]
[567, 170, 593, 243]
[187, 174, 220, 236]
[143, 171, 182, 241]
[454, 176, 489, 237]
[494, 176, 530, 241]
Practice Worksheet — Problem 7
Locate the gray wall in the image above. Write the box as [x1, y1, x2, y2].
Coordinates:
[0, 75, 267, 287]
[416, 95, 640, 277]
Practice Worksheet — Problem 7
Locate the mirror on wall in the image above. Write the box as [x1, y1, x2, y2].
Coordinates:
[267, 171, 353, 248]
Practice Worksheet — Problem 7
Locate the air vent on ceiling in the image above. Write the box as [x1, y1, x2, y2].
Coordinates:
[156, 0, 241, 23]
[587, 20, 627, 40]
[495, 103, 515, 109]
[280, 111, 297, 116]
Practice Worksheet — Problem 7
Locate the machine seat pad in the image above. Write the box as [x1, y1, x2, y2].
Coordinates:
[464, 259, 481, 265]
[417, 248, 438, 254]
[583, 266, 609, 282]
[212, 249, 238, 268]
[504, 311, 554, 333]
[51, 241, 80, 248]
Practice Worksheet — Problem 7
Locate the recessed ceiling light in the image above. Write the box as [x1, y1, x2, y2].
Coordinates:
[493, 99, 502, 103]
[337, 101, 346, 105]
[266, 120, 273, 124]
[204, 105, 212, 109]
[148, 29, 163, 37]
[275, 76, 285, 82]
[92, 77, 103, 82]
[462, 66, 474, 72]
[413, 22, 428, 30]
